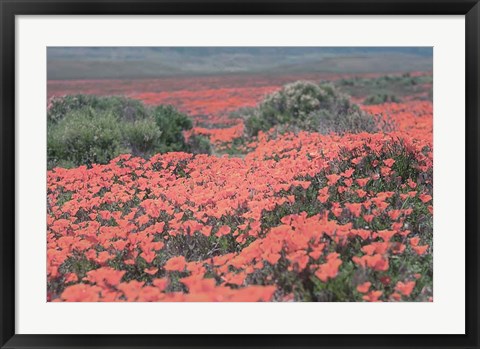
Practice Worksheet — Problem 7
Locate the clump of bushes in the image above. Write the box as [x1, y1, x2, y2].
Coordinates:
[47, 95, 150, 124]
[335, 73, 433, 100]
[186, 134, 213, 155]
[363, 94, 402, 105]
[47, 95, 210, 169]
[243, 81, 378, 137]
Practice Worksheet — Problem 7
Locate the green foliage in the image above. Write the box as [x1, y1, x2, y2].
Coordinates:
[243, 81, 378, 137]
[48, 110, 127, 168]
[186, 135, 213, 155]
[47, 95, 210, 169]
[152, 105, 193, 152]
[363, 94, 402, 105]
[123, 119, 163, 156]
[48, 95, 150, 124]
[336, 73, 432, 100]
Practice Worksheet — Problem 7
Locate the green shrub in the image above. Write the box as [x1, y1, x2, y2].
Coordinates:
[48, 95, 150, 124]
[363, 94, 401, 105]
[47, 95, 209, 169]
[228, 106, 257, 120]
[243, 81, 378, 137]
[153, 105, 193, 152]
[243, 112, 271, 138]
[123, 119, 163, 156]
[48, 109, 127, 168]
[186, 135, 213, 155]
[335, 73, 432, 99]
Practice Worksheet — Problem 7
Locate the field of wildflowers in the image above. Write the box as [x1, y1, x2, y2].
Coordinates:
[47, 72, 433, 302]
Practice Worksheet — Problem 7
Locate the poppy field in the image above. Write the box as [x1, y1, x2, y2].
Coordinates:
[47, 71, 433, 302]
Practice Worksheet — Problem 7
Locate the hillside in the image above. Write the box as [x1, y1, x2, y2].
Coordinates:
[47, 47, 433, 80]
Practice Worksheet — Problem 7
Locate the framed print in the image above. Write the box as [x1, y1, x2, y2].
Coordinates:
[1, 1, 479, 348]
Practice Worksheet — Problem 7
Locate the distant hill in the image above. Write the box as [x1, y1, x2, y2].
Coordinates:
[47, 47, 433, 80]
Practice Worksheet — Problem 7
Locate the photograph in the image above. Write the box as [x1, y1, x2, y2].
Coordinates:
[46, 46, 433, 302]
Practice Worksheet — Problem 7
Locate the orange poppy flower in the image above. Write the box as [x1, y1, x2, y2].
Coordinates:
[356, 282, 371, 293]
[164, 256, 187, 272]
[395, 280, 416, 296]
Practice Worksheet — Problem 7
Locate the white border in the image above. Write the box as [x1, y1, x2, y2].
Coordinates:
[16, 16, 465, 334]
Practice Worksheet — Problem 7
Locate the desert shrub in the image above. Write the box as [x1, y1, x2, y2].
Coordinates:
[123, 119, 163, 156]
[243, 81, 378, 137]
[186, 134, 213, 155]
[228, 106, 257, 120]
[48, 95, 150, 124]
[363, 94, 401, 105]
[152, 105, 193, 152]
[47, 95, 209, 169]
[336, 73, 433, 99]
[48, 110, 127, 168]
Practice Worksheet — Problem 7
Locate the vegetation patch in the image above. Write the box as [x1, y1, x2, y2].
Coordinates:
[243, 81, 378, 137]
[47, 95, 211, 169]
[363, 94, 402, 105]
[336, 73, 432, 101]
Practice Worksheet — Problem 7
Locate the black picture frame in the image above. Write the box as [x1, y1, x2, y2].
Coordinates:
[1, 1, 479, 348]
